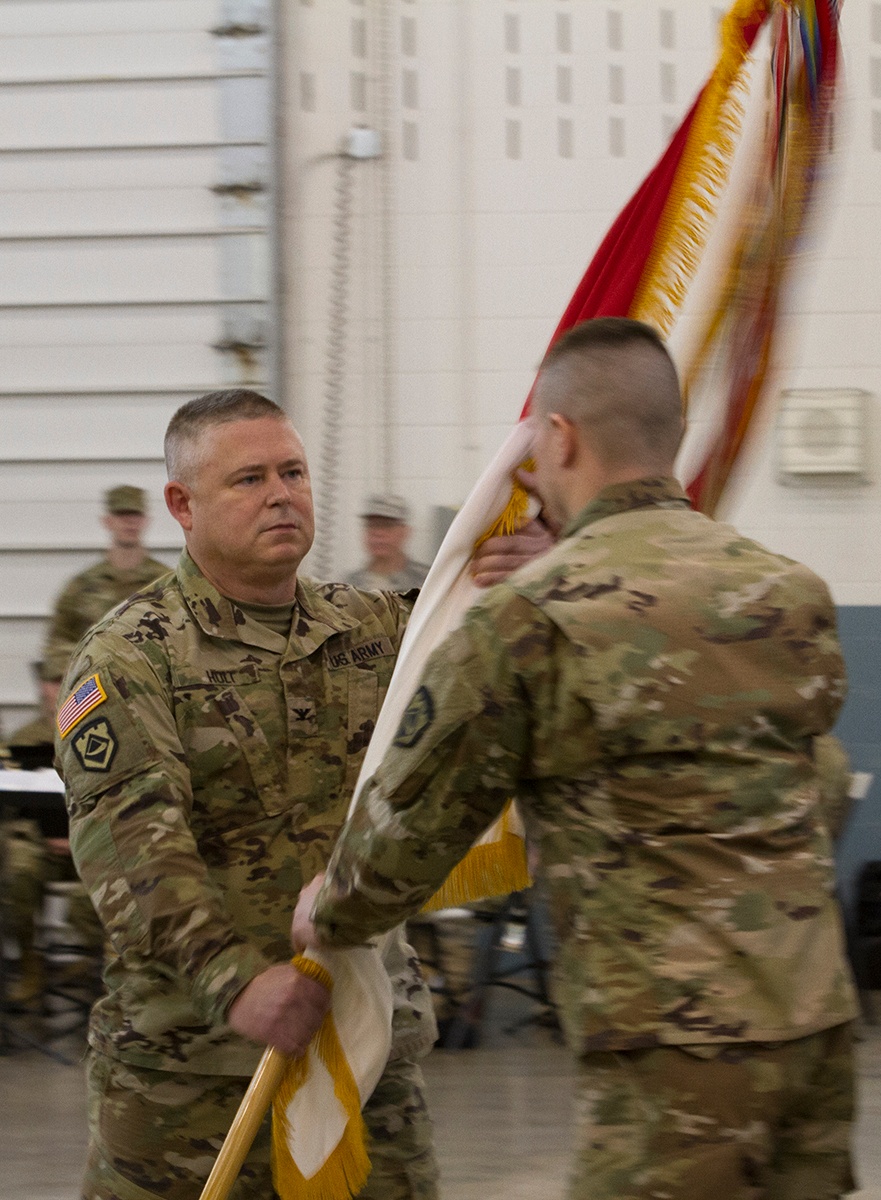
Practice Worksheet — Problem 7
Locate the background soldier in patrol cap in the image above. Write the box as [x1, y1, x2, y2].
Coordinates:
[344, 493, 430, 593]
[42, 484, 167, 708]
[294, 318, 859, 1200]
[55, 388, 549, 1200]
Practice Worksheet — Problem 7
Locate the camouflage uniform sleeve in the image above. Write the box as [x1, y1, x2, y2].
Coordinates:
[314, 592, 539, 946]
[55, 633, 271, 1026]
[43, 580, 86, 682]
[815, 733, 853, 842]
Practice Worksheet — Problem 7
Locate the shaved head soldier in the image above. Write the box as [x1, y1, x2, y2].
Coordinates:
[295, 318, 858, 1200]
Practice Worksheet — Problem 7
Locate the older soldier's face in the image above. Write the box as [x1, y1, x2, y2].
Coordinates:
[177, 416, 315, 596]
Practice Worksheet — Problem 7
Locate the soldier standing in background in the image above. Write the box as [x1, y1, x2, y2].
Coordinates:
[295, 318, 859, 1200]
[3, 663, 56, 750]
[4, 485, 163, 1001]
[344, 494, 430, 593]
[1, 664, 102, 1006]
[42, 485, 168, 706]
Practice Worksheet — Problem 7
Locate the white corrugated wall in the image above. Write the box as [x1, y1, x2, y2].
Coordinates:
[5, 1, 881, 735]
[0, 0, 274, 735]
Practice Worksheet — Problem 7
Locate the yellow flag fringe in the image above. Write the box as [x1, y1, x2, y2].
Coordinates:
[421, 801, 532, 913]
[271, 957, 372, 1200]
[473, 458, 535, 548]
[632, 0, 769, 335]
[676, 5, 836, 516]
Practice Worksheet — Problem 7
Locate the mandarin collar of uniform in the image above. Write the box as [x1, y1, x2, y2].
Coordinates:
[287, 576, 364, 660]
[176, 551, 363, 657]
[562, 476, 691, 539]
[176, 550, 267, 646]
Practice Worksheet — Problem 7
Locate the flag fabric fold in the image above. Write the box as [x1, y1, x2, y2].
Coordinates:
[264, 3, 841, 1198]
[271, 948, 393, 1200]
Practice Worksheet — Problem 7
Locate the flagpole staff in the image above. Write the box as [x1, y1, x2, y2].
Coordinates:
[199, 1046, 289, 1200]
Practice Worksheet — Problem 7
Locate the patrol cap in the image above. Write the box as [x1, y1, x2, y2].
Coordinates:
[360, 493, 409, 522]
[105, 485, 147, 515]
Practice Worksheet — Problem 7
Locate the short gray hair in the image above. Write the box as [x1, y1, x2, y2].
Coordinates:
[165, 389, 288, 484]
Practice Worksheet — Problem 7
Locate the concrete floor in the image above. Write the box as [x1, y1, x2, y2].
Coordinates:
[1, 1018, 880, 1199]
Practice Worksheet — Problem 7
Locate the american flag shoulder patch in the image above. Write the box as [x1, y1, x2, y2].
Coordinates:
[57, 673, 108, 739]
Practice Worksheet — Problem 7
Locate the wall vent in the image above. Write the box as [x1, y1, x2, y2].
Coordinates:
[777, 389, 870, 483]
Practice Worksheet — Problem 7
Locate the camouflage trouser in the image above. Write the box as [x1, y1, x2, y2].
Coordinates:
[571, 1022, 856, 1200]
[81, 1050, 438, 1200]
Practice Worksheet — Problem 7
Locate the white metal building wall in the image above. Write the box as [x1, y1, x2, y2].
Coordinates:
[280, 1, 881, 603]
[5, 0, 881, 733]
[281, 0, 721, 580]
[0, 0, 274, 736]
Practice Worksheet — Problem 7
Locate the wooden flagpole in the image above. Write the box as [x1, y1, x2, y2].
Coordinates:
[199, 1046, 289, 1200]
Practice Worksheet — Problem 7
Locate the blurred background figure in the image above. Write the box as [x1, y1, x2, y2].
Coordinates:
[4, 662, 56, 752]
[344, 493, 430, 593]
[1, 664, 101, 1008]
[41, 486, 168, 708]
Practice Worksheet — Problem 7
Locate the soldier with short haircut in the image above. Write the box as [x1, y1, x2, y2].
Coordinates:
[42, 484, 167, 702]
[295, 318, 859, 1200]
[55, 389, 549, 1200]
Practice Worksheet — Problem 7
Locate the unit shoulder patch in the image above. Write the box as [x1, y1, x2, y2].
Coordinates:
[393, 685, 435, 750]
[71, 718, 118, 773]
[57, 673, 107, 739]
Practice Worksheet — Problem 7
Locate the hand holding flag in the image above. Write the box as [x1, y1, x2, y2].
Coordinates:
[228, 961, 331, 1060]
[202, 3, 842, 1197]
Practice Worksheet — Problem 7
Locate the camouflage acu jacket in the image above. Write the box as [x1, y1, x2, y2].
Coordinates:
[43, 555, 169, 682]
[55, 551, 435, 1074]
[314, 478, 858, 1053]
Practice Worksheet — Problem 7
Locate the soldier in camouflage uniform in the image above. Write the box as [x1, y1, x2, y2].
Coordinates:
[0, 675, 56, 1004]
[56, 390, 550, 1200]
[42, 484, 167, 698]
[297, 319, 859, 1199]
[345, 494, 430, 593]
[1, 665, 101, 1004]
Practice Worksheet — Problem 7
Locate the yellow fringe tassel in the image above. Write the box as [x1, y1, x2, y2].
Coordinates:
[473, 458, 535, 549]
[632, 0, 770, 336]
[272, 957, 371, 1200]
[421, 801, 532, 913]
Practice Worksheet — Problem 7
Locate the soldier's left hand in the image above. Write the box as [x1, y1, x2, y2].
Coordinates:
[470, 516, 556, 587]
[291, 872, 325, 952]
